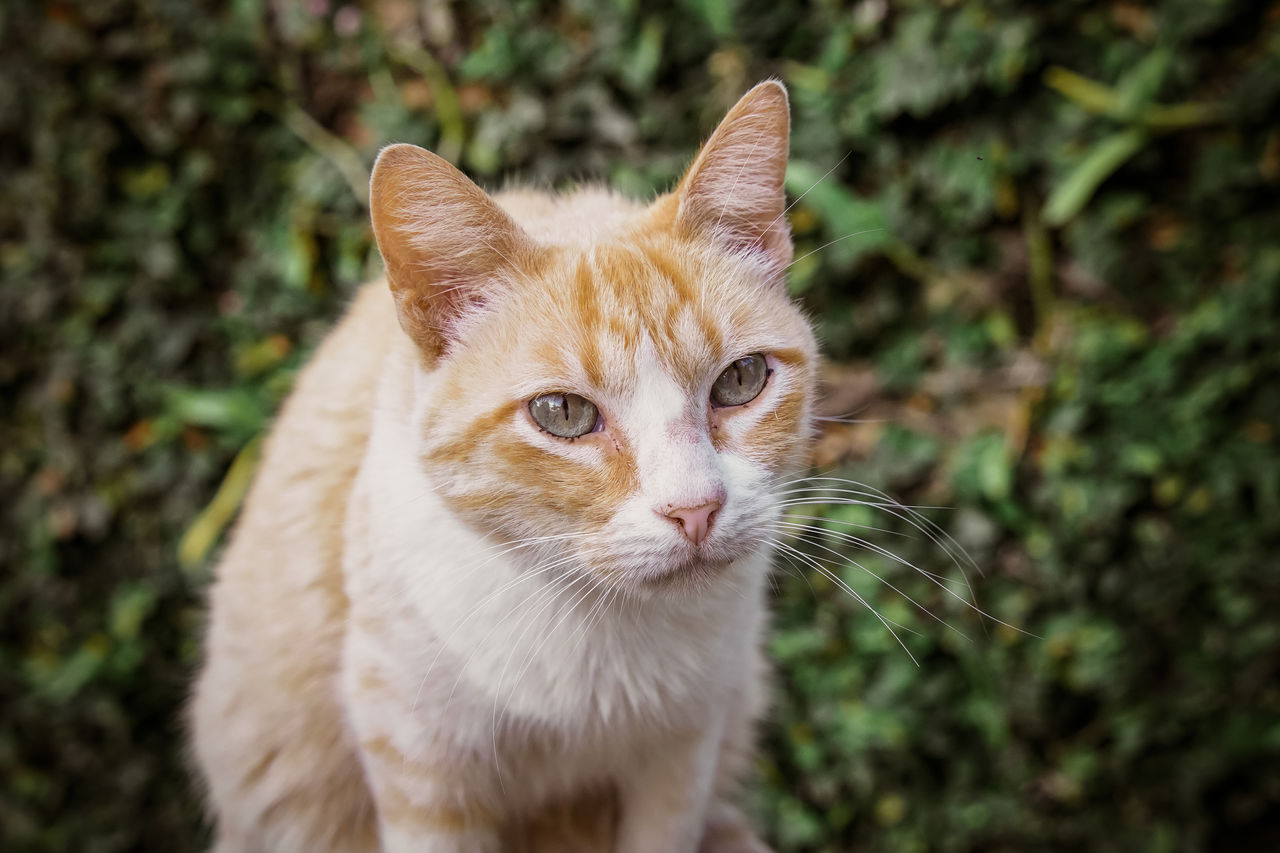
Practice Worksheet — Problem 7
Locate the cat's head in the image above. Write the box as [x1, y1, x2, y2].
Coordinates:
[370, 82, 817, 592]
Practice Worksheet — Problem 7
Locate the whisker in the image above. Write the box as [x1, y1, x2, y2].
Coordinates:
[779, 513, 911, 547]
[408, 535, 603, 711]
[762, 150, 851, 235]
[773, 519, 958, 586]
[772, 539, 922, 644]
[779, 482, 982, 589]
[770, 539, 920, 665]
[776, 478, 1036, 637]
[779, 494, 954, 512]
[560, 575, 623, 688]
[772, 547, 819, 602]
[439, 564, 581, 719]
[776, 487, 953, 512]
[778, 495, 979, 609]
[773, 521, 971, 641]
[787, 228, 885, 270]
[504, 570, 610, 714]
[399, 528, 603, 606]
[813, 414, 889, 425]
[795, 476, 981, 571]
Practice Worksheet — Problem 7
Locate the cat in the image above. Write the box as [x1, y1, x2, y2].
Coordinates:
[190, 80, 817, 853]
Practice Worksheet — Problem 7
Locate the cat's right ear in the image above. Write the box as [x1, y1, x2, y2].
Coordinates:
[369, 144, 536, 363]
[672, 81, 793, 274]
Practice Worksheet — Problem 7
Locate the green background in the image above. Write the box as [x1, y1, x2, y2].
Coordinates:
[3, 1, 1279, 850]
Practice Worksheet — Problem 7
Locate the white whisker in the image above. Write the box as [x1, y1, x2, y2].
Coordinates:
[787, 228, 885, 270]
[771, 539, 920, 665]
[762, 150, 851, 235]
[772, 521, 971, 641]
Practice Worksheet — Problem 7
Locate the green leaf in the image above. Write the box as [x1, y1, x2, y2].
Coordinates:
[681, 0, 735, 38]
[179, 436, 263, 570]
[1115, 47, 1173, 119]
[618, 18, 664, 93]
[165, 387, 269, 437]
[109, 585, 158, 640]
[1043, 128, 1148, 226]
[953, 432, 1015, 502]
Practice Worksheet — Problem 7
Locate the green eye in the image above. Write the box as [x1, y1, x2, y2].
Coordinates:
[529, 392, 599, 438]
[711, 354, 769, 407]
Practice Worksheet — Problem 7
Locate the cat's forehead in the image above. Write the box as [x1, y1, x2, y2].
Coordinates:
[504, 237, 797, 397]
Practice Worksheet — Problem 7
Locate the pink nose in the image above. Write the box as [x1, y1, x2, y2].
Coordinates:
[662, 500, 722, 546]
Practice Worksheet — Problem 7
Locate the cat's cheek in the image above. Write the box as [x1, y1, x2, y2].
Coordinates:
[707, 389, 759, 442]
[713, 387, 810, 473]
[507, 411, 634, 520]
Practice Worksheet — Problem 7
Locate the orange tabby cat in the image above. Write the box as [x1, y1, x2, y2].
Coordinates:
[191, 81, 816, 852]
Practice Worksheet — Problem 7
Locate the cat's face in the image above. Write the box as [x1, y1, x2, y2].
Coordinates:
[371, 82, 815, 591]
[417, 233, 817, 589]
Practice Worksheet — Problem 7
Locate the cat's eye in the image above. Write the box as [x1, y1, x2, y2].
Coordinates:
[529, 392, 600, 439]
[711, 354, 769, 407]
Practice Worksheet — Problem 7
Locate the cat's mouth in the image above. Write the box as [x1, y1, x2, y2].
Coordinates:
[596, 536, 755, 590]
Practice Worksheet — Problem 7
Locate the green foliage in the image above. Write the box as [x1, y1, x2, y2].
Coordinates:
[3, 1, 1278, 851]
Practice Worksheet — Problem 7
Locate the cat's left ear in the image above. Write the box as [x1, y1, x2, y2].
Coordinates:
[674, 80, 792, 271]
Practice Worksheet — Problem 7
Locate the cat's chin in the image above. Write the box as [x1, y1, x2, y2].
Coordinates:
[601, 542, 759, 593]
[633, 554, 733, 589]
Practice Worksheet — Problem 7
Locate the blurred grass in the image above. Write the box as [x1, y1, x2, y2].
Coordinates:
[2, 1, 1279, 851]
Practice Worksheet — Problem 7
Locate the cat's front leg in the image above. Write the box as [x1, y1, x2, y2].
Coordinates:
[615, 724, 724, 853]
[342, 642, 503, 852]
[347, 706, 504, 853]
[360, 752, 502, 853]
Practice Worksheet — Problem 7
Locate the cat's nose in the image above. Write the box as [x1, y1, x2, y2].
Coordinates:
[662, 500, 722, 546]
